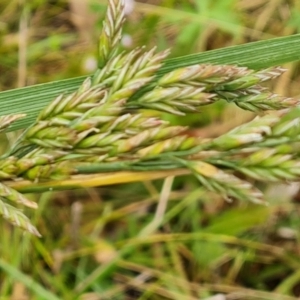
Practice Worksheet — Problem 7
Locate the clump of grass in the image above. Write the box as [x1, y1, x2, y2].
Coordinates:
[1, 0, 300, 238]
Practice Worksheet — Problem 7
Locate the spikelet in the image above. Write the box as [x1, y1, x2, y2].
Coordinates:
[0, 114, 26, 132]
[98, 0, 125, 67]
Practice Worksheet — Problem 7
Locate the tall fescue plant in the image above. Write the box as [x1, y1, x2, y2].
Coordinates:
[1, 0, 300, 236]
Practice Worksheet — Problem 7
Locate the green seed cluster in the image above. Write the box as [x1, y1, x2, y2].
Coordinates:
[1, 0, 300, 236]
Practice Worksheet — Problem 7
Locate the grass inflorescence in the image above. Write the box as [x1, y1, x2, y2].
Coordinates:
[0, 0, 300, 241]
[2, 1, 300, 299]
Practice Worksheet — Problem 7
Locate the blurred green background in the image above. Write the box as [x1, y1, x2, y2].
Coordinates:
[1, 0, 300, 299]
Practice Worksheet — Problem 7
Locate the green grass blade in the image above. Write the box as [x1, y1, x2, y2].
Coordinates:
[1, 34, 300, 131]
[162, 33, 300, 73]
[0, 258, 61, 300]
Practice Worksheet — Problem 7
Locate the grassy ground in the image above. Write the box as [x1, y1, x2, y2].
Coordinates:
[1, 0, 300, 299]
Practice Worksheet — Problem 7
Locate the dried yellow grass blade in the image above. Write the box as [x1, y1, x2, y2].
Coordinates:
[7, 169, 190, 194]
